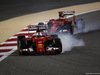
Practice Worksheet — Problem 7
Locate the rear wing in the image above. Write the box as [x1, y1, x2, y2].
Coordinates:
[59, 11, 75, 15]
[28, 25, 46, 31]
[58, 11, 75, 22]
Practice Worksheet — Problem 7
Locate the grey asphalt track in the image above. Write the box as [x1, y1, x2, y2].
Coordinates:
[0, 0, 99, 21]
[0, 10, 100, 75]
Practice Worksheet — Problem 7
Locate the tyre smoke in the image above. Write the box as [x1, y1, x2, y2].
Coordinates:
[74, 16, 100, 34]
[59, 34, 85, 53]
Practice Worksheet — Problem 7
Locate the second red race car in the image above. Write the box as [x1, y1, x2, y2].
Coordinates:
[17, 25, 62, 55]
[47, 11, 84, 34]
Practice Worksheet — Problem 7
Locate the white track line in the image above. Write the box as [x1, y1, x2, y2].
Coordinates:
[0, 53, 9, 55]
[67, 9, 100, 18]
[0, 48, 17, 61]
[76, 9, 100, 16]
[0, 49, 17, 55]
[1, 35, 29, 45]
[1, 36, 17, 44]
[0, 46, 17, 49]
[10, 36, 17, 39]
[3, 41, 17, 44]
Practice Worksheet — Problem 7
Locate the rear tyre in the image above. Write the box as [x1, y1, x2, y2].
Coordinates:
[53, 38, 62, 54]
[56, 25, 62, 32]
[50, 34, 58, 38]
[65, 22, 73, 34]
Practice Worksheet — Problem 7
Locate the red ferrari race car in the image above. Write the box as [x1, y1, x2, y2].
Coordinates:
[47, 11, 84, 34]
[17, 25, 62, 55]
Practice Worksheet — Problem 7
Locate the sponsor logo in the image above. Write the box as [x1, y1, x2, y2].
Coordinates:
[38, 41, 42, 43]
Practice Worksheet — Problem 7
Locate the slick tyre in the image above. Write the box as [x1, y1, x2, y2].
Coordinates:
[50, 34, 58, 38]
[17, 36, 27, 55]
[65, 22, 73, 34]
[53, 38, 62, 54]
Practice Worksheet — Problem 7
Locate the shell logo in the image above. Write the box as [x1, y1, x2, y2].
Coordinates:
[38, 44, 43, 48]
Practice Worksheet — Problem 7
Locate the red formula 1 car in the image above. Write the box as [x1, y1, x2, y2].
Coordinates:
[47, 11, 84, 34]
[17, 25, 62, 55]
